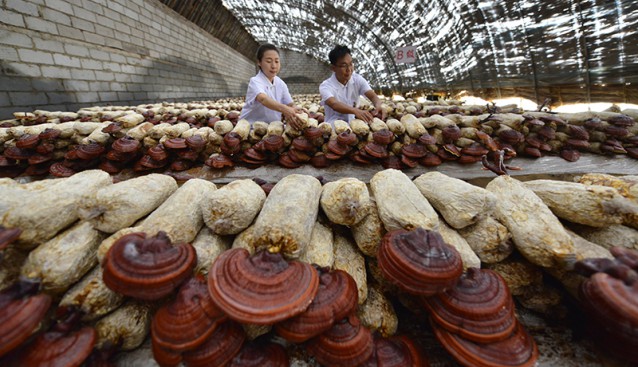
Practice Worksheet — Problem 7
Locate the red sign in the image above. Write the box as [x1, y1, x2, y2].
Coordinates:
[395, 46, 417, 64]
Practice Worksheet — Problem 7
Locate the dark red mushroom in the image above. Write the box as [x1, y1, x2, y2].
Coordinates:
[205, 154, 235, 169]
[147, 144, 169, 161]
[152, 275, 226, 353]
[291, 137, 315, 152]
[377, 228, 463, 296]
[432, 321, 538, 367]
[15, 134, 40, 149]
[49, 162, 76, 177]
[76, 143, 105, 160]
[3, 146, 32, 160]
[275, 268, 358, 343]
[111, 137, 141, 153]
[461, 143, 489, 157]
[306, 315, 374, 367]
[360, 334, 426, 367]
[184, 135, 207, 152]
[337, 131, 359, 146]
[38, 128, 62, 140]
[373, 130, 394, 145]
[310, 153, 330, 168]
[364, 143, 389, 159]
[228, 340, 288, 367]
[401, 144, 428, 159]
[263, 135, 285, 153]
[442, 125, 462, 143]
[304, 127, 324, 140]
[13, 326, 96, 367]
[278, 152, 302, 168]
[419, 152, 442, 167]
[497, 129, 524, 145]
[181, 320, 245, 367]
[102, 231, 197, 300]
[568, 125, 589, 140]
[381, 155, 404, 169]
[0, 279, 51, 358]
[327, 139, 351, 156]
[423, 268, 515, 343]
[573, 247, 638, 363]
[164, 138, 188, 150]
[207, 248, 319, 324]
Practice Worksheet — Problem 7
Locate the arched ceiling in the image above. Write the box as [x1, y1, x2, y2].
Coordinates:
[220, 0, 638, 98]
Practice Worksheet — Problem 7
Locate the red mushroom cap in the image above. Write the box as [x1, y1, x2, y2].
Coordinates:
[306, 315, 374, 367]
[373, 130, 395, 145]
[228, 341, 288, 367]
[419, 152, 442, 167]
[181, 320, 245, 367]
[207, 248, 319, 324]
[423, 268, 516, 343]
[152, 275, 226, 352]
[360, 334, 426, 367]
[0, 291, 51, 358]
[337, 131, 359, 146]
[147, 144, 169, 161]
[185, 135, 207, 151]
[275, 268, 359, 343]
[164, 138, 188, 150]
[205, 154, 235, 169]
[76, 143, 106, 160]
[364, 142, 389, 159]
[49, 162, 76, 177]
[377, 228, 463, 296]
[432, 320, 538, 367]
[102, 231, 197, 300]
[15, 327, 96, 367]
[15, 133, 40, 149]
[112, 137, 141, 153]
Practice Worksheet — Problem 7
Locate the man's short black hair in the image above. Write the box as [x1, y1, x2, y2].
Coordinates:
[329, 45, 351, 65]
[257, 43, 279, 61]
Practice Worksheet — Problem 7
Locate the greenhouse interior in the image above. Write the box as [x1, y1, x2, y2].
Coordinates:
[1, 0, 638, 366]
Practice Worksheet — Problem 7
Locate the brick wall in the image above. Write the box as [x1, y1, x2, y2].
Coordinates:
[278, 49, 332, 95]
[0, 0, 256, 119]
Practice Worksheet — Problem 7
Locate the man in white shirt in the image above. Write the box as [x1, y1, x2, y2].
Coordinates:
[319, 45, 386, 125]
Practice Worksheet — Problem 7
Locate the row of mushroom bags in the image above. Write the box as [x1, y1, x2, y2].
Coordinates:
[1, 97, 637, 179]
[1, 168, 638, 366]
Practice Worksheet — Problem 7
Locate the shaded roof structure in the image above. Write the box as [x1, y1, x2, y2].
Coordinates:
[164, 0, 638, 104]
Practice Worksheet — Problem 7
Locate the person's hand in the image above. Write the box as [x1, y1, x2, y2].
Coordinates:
[282, 106, 305, 130]
[354, 109, 374, 123]
[374, 104, 387, 121]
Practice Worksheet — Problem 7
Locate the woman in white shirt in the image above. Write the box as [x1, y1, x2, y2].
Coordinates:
[239, 44, 304, 129]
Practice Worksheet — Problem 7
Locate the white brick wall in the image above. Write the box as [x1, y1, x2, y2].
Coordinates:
[0, 0, 255, 118]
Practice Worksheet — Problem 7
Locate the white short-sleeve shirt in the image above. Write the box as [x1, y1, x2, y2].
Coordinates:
[319, 72, 372, 124]
[240, 70, 293, 124]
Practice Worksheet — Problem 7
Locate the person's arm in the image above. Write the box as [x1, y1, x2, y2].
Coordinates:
[364, 90, 387, 121]
[255, 93, 304, 129]
[324, 97, 374, 123]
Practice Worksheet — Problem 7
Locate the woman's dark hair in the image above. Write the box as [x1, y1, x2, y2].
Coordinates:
[257, 43, 279, 61]
[328, 45, 351, 65]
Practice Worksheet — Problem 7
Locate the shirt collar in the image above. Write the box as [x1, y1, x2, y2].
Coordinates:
[258, 70, 275, 86]
[332, 72, 351, 88]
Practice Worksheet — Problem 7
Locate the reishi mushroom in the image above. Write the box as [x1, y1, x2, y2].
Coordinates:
[377, 228, 463, 296]
[207, 248, 319, 324]
[423, 268, 516, 343]
[306, 314, 374, 367]
[275, 268, 359, 343]
[102, 231, 197, 300]
[151, 275, 226, 353]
